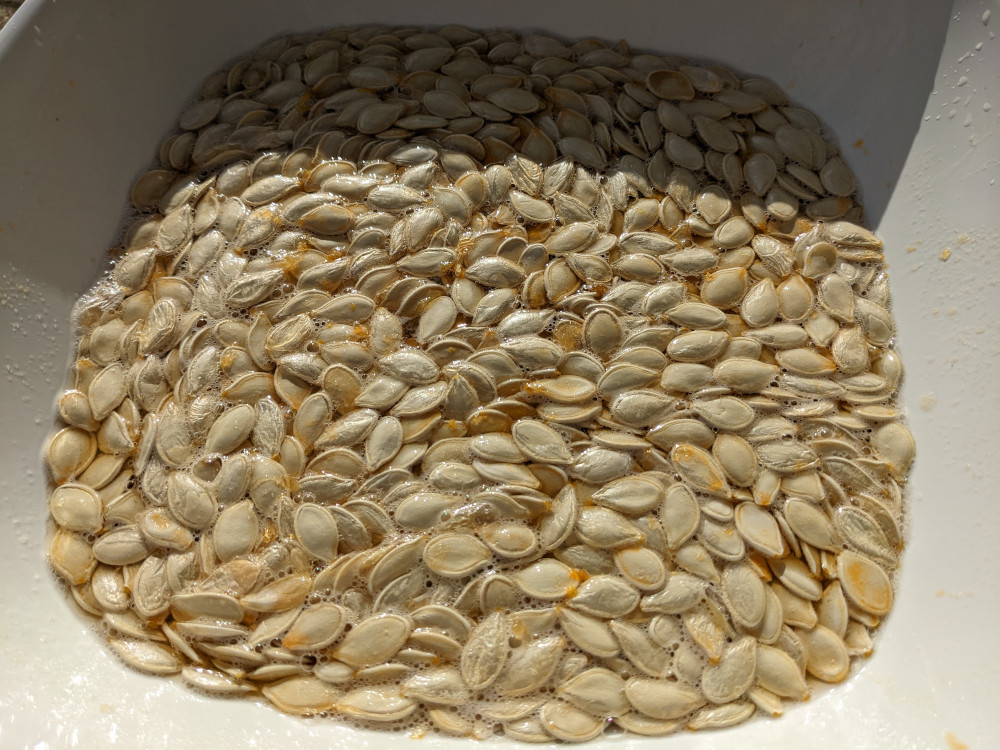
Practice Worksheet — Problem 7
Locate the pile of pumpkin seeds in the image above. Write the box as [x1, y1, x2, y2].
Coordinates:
[43, 25, 913, 741]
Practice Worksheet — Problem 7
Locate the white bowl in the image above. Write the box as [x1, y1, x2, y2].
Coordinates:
[1, 0, 997, 747]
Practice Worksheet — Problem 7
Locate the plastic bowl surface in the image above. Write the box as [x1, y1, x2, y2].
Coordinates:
[1, 1, 997, 747]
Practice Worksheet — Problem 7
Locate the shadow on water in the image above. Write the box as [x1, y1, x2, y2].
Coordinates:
[0, 0, 955, 309]
[823, 1, 954, 228]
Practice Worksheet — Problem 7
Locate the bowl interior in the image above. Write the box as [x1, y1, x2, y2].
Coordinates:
[2, 1, 997, 747]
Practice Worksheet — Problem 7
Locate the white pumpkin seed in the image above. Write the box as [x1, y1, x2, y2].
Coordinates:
[47, 34, 911, 736]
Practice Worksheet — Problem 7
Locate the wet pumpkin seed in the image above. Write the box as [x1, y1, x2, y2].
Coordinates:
[45, 28, 908, 740]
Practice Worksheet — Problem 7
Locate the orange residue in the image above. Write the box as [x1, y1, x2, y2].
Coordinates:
[525, 224, 552, 243]
[318, 278, 340, 294]
[295, 92, 314, 116]
[455, 234, 475, 254]
[945, 732, 969, 750]
[522, 381, 543, 396]
[842, 557, 890, 611]
[259, 521, 276, 544]
[845, 561, 866, 591]
[274, 247, 303, 279]
[569, 568, 589, 583]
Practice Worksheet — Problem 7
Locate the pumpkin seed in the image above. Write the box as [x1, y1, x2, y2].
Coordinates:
[46, 30, 910, 737]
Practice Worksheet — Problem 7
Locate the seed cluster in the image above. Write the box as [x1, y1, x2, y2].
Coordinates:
[45, 26, 911, 741]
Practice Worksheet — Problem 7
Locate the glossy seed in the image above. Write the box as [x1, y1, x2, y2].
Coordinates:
[461, 612, 509, 690]
[837, 551, 893, 616]
[424, 533, 493, 577]
[625, 677, 705, 720]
